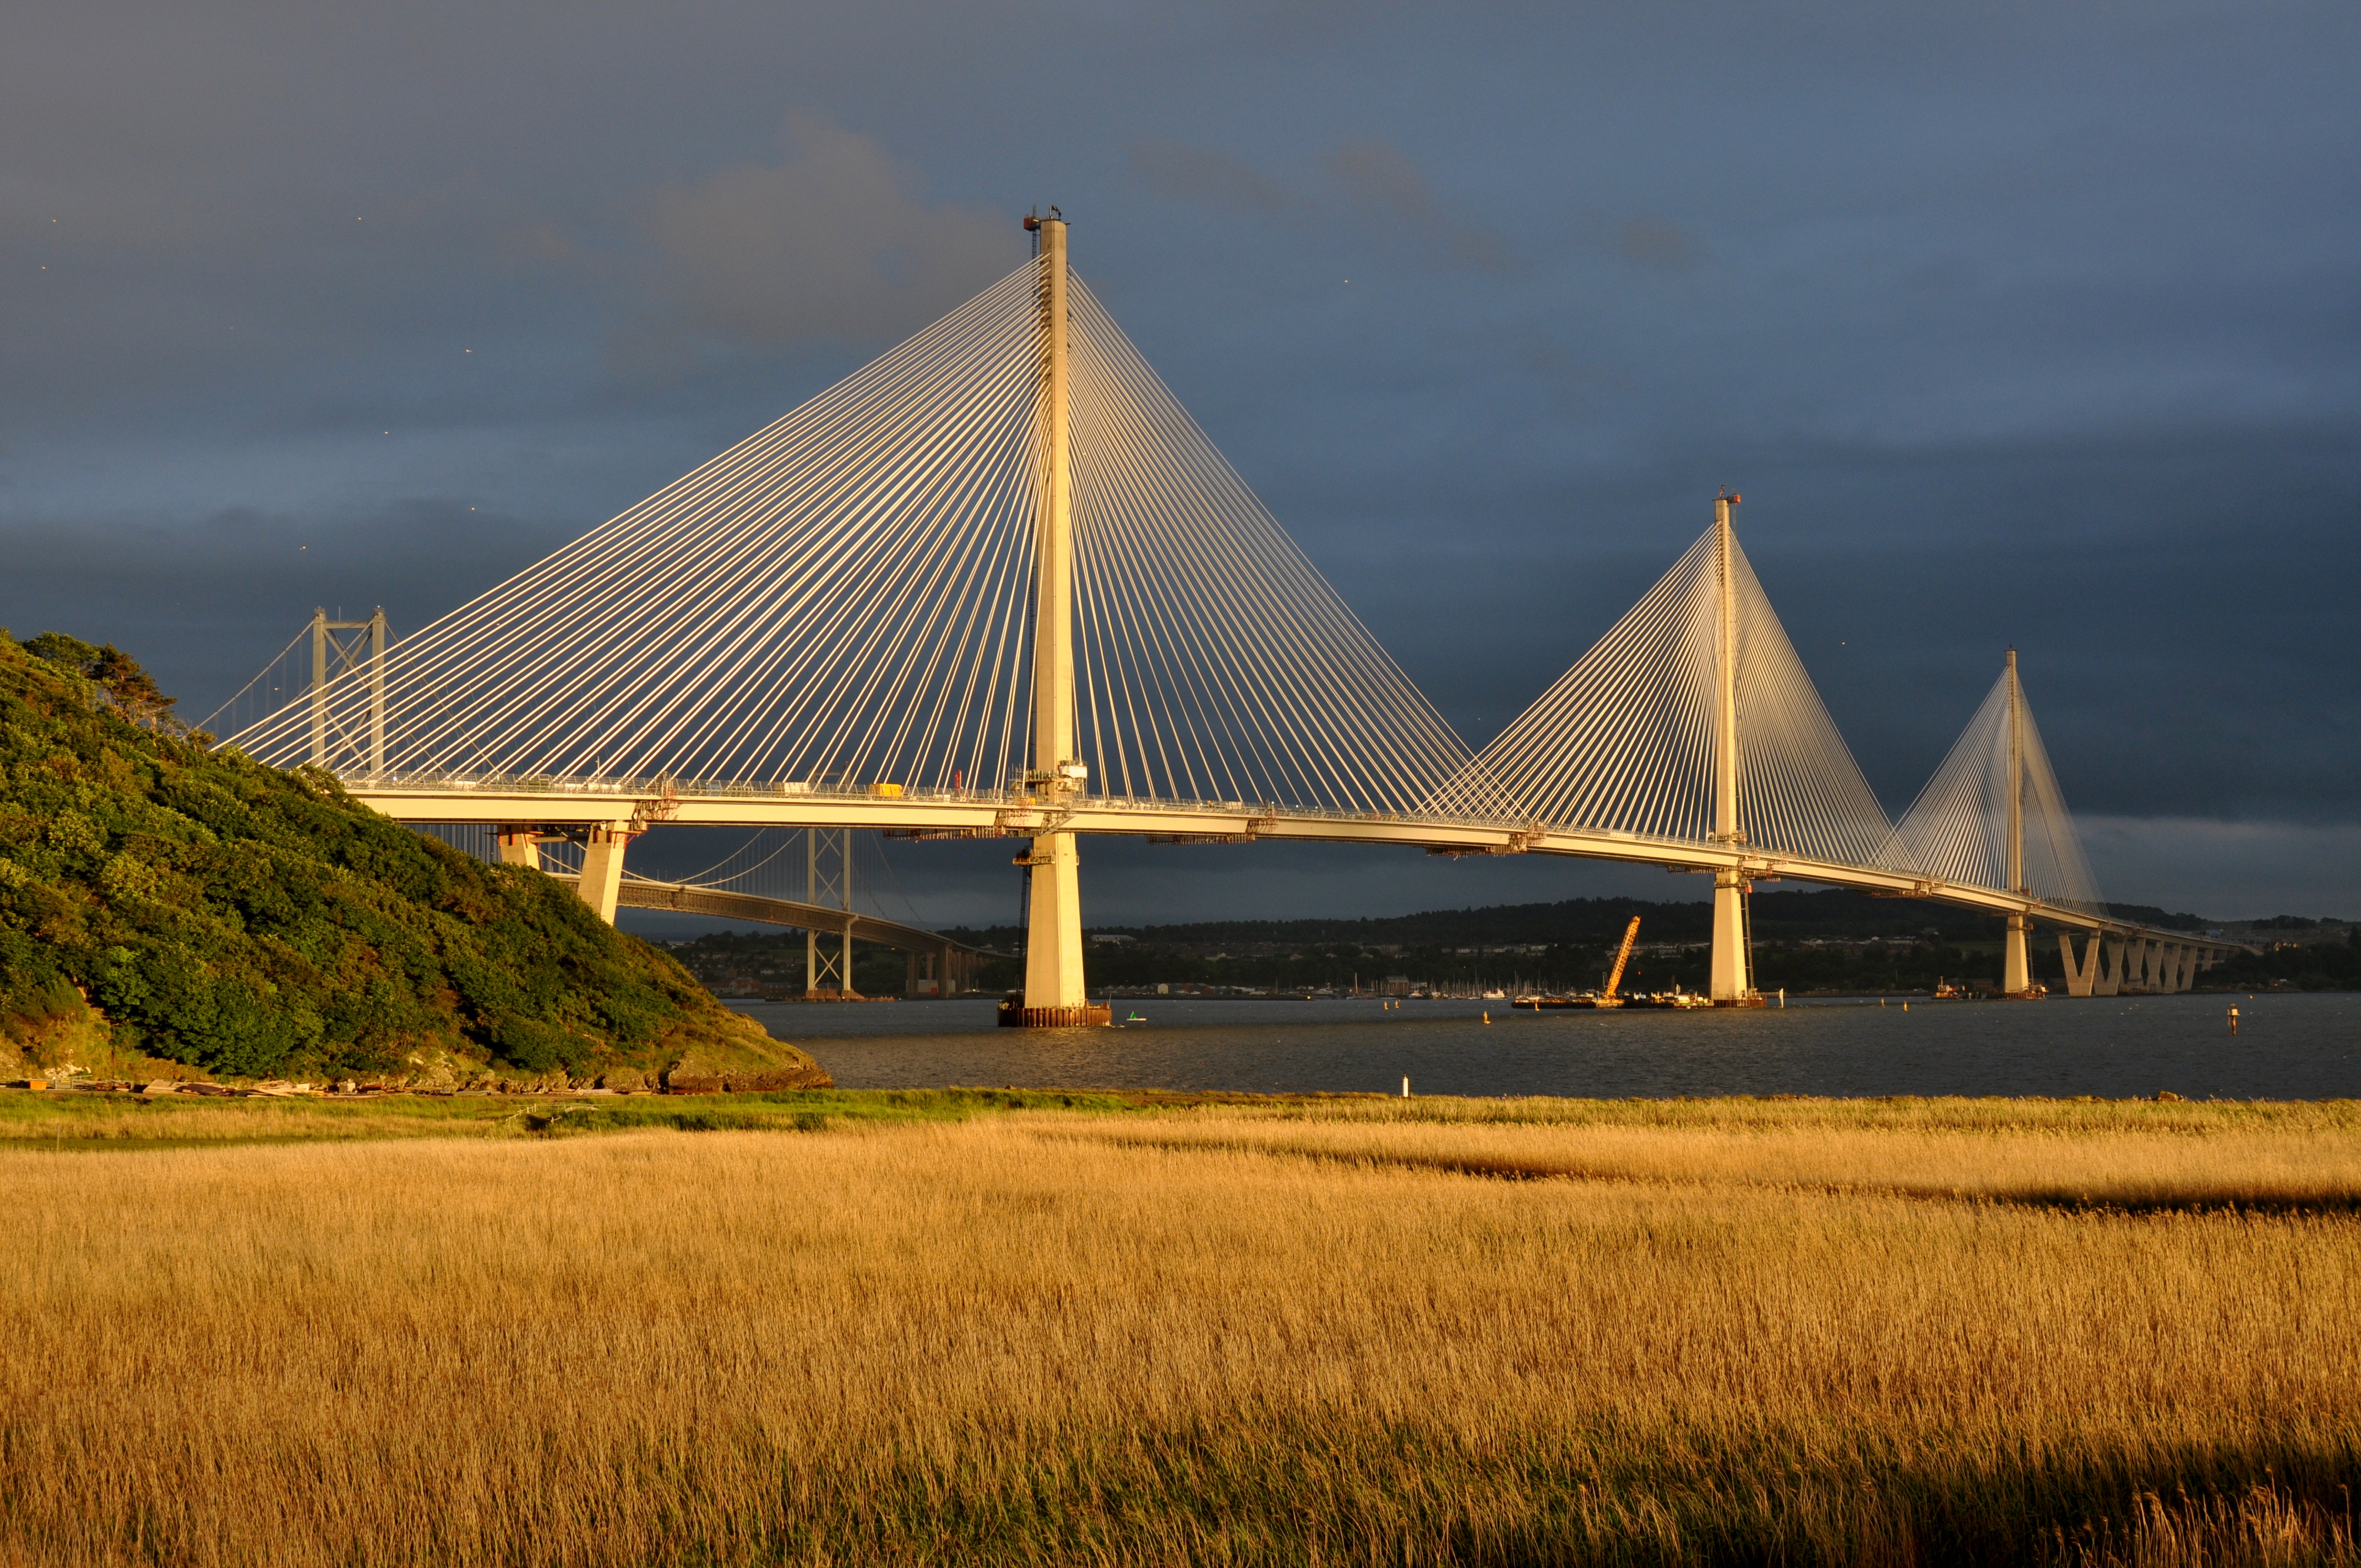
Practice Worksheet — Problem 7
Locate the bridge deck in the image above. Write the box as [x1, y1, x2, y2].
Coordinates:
[547, 873, 987, 955]
[362, 780, 2230, 951]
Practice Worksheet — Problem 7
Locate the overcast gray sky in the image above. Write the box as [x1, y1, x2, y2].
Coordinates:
[7, 0, 2357, 923]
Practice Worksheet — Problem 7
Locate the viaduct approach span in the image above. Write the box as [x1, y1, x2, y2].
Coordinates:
[225, 214, 2239, 1017]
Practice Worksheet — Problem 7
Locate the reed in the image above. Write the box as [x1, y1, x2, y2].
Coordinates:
[1, 1103, 2353, 1565]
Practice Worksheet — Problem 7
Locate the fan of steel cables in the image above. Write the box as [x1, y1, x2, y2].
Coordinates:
[1896, 665, 2105, 912]
[225, 257, 1478, 818]
[1064, 280, 1478, 815]
[1443, 524, 1907, 868]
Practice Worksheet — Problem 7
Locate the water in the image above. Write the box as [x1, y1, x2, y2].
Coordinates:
[726, 993, 2361, 1100]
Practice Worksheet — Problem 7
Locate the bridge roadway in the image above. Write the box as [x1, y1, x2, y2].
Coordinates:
[540, 871, 993, 997]
[543, 872, 986, 956]
[359, 778, 2242, 981]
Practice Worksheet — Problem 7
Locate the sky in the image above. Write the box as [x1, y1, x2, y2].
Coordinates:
[6, 0, 2358, 927]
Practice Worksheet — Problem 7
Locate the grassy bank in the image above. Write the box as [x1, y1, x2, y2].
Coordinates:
[2, 1097, 2355, 1565]
[0, 1085, 1148, 1148]
[0, 632, 821, 1088]
[8, 1085, 2355, 1148]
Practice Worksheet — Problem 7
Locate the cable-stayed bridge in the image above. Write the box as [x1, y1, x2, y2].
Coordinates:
[223, 214, 2238, 1020]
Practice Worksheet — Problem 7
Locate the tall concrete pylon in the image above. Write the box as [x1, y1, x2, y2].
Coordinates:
[1709, 491, 1761, 1005]
[2002, 647, 2034, 995]
[1009, 213, 1108, 1027]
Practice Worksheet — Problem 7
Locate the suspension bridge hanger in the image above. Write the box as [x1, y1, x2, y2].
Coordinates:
[222, 212, 2244, 1014]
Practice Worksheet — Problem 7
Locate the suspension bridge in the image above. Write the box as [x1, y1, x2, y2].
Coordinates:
[219, 214, 2239, 1021]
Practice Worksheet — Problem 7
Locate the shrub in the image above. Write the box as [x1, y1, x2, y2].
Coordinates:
[0, 631, 753, 1079]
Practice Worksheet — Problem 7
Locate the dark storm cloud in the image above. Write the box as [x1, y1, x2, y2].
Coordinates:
[1611, 216, 1704, 272]
[0, 503, 580, 726]
[1130, 140, 1312, 216]
[1127, 134, 1511, 270]
[4, 0, 2357, 919]
[1323, 141, 1515, 271]
[635, 115, 1016, 363]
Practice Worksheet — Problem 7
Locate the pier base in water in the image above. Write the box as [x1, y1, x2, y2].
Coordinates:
[999, 999, 1113, 1028]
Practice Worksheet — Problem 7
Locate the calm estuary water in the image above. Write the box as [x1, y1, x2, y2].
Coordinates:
[727, 993, 2360, 1101]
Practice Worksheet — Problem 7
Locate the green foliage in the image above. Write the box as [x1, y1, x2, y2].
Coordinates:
[23, 633, 179, 730]
[2210, 928, 2361, 992]
[0, 631, 756, 1078]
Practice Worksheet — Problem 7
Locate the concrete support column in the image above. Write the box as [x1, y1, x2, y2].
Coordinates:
[496, 827, 540, 869]
[575, 824, 630, 925]
[2097, 937, 2124, 997]
[2058, 930, 2101, 998]
[1022, 831, 1087, 1010]
[2131, 938, 2158, 992]
[2004, 913, 2032, 995]
[1706, 489, 1758, 1008]
[1005, 211, 1105, 1030]
[1710, 868, 1751, 1001]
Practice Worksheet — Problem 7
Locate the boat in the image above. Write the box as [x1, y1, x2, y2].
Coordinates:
[1547, 917, 1645, 1008]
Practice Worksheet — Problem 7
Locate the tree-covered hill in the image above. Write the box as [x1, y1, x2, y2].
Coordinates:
[0, 631, 826, 1087]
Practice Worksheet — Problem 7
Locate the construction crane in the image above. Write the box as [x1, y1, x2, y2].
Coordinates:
[1601, 916, 1641, 1005]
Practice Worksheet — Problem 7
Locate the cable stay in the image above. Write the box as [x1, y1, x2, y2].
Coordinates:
[210, 217, 2185, 992]
[1897, 656, 2106, 917]
[1443, 519, 1907, 871]
[222, 260, 1474, 819]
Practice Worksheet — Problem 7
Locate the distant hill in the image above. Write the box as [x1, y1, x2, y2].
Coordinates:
[944, 886, 2194, 953]
[0, 631, 826, 1088]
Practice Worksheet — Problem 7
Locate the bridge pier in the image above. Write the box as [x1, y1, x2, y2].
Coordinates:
[2059, 929, 2102, 997]
[576, 824, 630, 925]
[2003, 913, 2033, 996]
[496, 827, 540, 868]
[2096, 936, 2124, 996]
[1710, 869, 1753, 1003]
[1011, 830, 1098, 1024]
[907, 944, 972, 997]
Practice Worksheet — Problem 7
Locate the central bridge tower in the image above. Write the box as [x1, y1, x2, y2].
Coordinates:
[1007, 211, 1109, 1027]
[1710, 491, 1765, 1006]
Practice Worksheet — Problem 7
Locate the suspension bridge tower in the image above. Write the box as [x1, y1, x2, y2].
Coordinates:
[1007, 211, 1110, 1027]
[1709, 491, 1764, 1006]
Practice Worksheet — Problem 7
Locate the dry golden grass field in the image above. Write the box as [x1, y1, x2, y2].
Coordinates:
[2, 1092, 2356, 1566]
